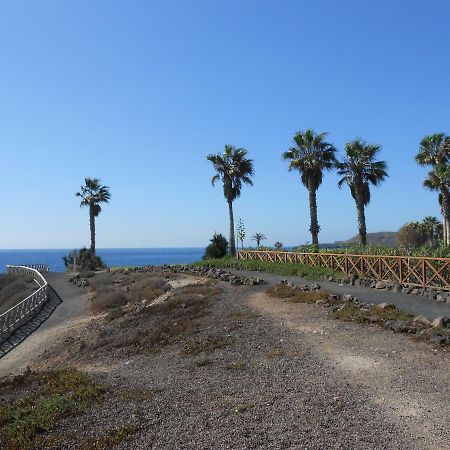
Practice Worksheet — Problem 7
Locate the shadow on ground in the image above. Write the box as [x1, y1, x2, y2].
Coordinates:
[0, 285, 62, 359]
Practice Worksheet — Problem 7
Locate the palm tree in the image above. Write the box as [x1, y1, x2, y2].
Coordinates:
[416, 133, 450, 244]
[251, 232, 266, 248]
[207, 145, 254, 256]
[274, 241, 283, 250]
[422, 216, 442, 247]
[76, 178, 111, 254]
[423, 165, 450, 245]
[282, 129, 336, 246]
[336, 139, 388, 245]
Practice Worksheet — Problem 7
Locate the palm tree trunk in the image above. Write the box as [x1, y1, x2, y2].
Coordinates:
[442, 189, 450, 246]
[89, 203, 96, 254]
[308, 186, 319, 246]
[228, 200, 236, 256]
[355, 197, 367, 245]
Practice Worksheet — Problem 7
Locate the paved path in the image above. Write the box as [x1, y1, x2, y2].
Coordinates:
[230, 269, 450, 320]
[0, 273, 89, 376]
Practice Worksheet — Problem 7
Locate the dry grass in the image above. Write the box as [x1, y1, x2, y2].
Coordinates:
[225, 361, 246, 370]
[266, 347, 284, 358]
[129, 276, 170, 303]
[266, 285, 330, 304]
[89, 289, 129, 313]
[330, 303, 415, 324]
[182, 335, 233, 355]
[234, 403, 255, 413]
[229, 309, 259, 320]
[0, 274, 37, 314]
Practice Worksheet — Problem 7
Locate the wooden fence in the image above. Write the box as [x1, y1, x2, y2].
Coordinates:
[237, 250, 450, 291]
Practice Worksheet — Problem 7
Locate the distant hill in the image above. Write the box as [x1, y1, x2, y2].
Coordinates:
[341, 232, 398, 247]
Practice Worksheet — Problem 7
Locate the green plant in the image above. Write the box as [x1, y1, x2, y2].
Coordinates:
[207, 145, 254, 256]
[397, 222, 428, 253]
[75, 177, 111, 254]
[282, 129, 337, 246]
[203, 233, 229, 259]
[237, 217, 246, 250]
[274, 241, 283, 250]
[336, 139, 388, 245]
[415, 133, 450, 245]
[251, 232, 266, 248]
[63, 247, 106, 271]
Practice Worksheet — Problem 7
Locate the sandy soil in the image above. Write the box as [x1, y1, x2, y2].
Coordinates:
[1, 270, 449, 449]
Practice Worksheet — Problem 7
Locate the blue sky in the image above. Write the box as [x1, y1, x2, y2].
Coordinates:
[1, 0, 449, 249]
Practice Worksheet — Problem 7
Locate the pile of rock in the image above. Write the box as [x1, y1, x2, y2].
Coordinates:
[67, 273, 90, 288]
[111, 265, 265, 286]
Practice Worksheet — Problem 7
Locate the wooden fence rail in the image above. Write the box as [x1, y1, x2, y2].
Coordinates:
[237, 250, 450, 291]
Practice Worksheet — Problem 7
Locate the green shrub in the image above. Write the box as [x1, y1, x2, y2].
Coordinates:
[203, 233, 228, 259]
[63, 248, 107, 271]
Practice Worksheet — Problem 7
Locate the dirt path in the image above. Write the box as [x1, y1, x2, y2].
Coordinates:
[248, 289, 450, 450]
[231, 269, 450, 320]
[0, 273, 89, 376]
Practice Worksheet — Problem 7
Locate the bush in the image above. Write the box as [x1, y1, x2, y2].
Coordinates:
[90, 289, 128, 313]
[63, 248, 106, 271]
[397, 222, 428, 253]
[203, 233, 228, 259]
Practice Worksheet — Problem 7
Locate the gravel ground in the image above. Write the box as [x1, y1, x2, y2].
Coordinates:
[3, 271, 450, 449]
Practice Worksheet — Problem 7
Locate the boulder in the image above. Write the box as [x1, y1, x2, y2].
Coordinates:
[413, 315, 431, 326]
[430, 316, 449, 329]
[342, 294, 354, 303]
[384, 320, 408, 333]
[377, 302, 395, 310]
[375, 281, 390, 289]
[310, 283, 320, 291]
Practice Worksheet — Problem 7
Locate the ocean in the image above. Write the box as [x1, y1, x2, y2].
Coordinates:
[0, 248, 204, 273]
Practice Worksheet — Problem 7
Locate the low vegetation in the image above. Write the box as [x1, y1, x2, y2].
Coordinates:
[0, 274, 37, 314]
[0, 369, 103, 450]
[330, 303, 415, 324]
[266, 284, 330, 304]
[195, 256, 345, 280]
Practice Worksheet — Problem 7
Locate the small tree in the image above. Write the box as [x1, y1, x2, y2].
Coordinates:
[237, 218, 246, 250]
[251, 232, 266, 248]
[397, 222, 427, 253]
[274, 241, 283, 250]
[203, 233, 229, 259]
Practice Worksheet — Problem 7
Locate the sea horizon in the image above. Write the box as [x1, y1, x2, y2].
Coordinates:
[0, 247, 205, 273]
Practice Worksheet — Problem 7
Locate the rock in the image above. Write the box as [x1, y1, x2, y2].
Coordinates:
[375, 281, 390, 289]
[366, 315, 380, 323]
[310, 283, 320, 291]
[413, 315, 431, 326]
[431, 316, 449, 328]
[427, 290, 438, 300]
[384, 320, 408, 333]
[378, 302, 395, 310]
[436, 293, 448, 302]
[349, 274, 358, 286]
[401, 287, 412, 294]
[392, 284, 402, 293]
[342, 294, 354, 303]
[370, 281, 376, 289]
[430, 334, 450, 346]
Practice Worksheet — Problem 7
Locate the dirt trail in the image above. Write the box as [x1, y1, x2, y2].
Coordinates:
[0, 273, 90, 376]
[248, 290, 450, 450]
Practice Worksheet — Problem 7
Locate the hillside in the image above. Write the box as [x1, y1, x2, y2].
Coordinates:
[342, 232, 398, 246]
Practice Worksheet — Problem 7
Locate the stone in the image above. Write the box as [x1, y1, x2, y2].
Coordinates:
[392, 284, 402, 293]
[378, 302, 395, 310]
[413, 315, 431, 326]
[430, 334, 450, 346]
[366, 315, 380, 323]
[342, 294, 354, 303]
[427, 290, 438, 300]
[384, 320, 408, 333]
[430, 316, 449, 328]
[375, 281, 390, 289]
[436, 294, 448, 302]
[310, 283, 320, 290]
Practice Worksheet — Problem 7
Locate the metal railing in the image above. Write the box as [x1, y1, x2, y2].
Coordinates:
[237, 250, 450, 291]
[0, 265, 50, 341]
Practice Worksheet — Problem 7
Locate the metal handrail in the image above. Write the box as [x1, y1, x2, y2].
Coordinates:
[0, 265, 49, 341]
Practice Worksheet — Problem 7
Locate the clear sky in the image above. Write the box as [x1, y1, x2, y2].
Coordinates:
[1, 0, 449, 249]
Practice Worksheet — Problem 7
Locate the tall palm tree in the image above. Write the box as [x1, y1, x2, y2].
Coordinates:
[422, 216, 442, 247]
[282, 129, 336, 246]
[423, 165, 450, 245]
[76, 178, 111, 254]
[336, 139, 388, 245]
[251, 232, 266, 248]
[207, 145, 254, 256]
[416, 133, 450, 244]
